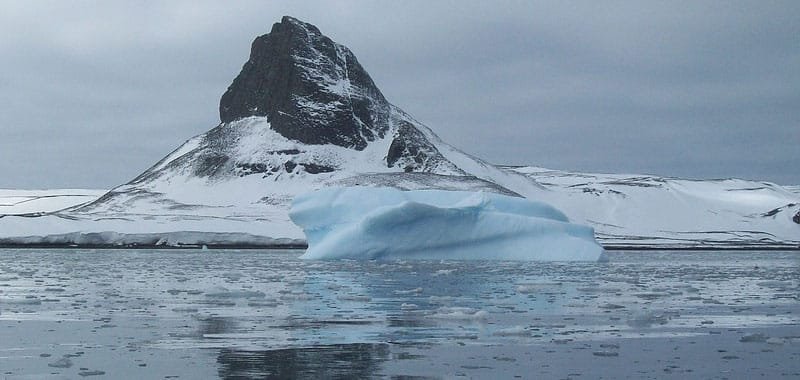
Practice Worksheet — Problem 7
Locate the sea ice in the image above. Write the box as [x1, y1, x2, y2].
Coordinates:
[289, 187, 605, 261]
[429, 307, 489, 321]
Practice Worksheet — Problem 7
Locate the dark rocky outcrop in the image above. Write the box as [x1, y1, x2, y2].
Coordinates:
[300, 163, 335, 174]
[220, 16, 390, 150]
[387, 121, 450, 173]
[793, 210, 800, 224]
[83, 15, 472, 208]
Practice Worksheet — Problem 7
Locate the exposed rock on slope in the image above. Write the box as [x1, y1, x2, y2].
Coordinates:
[25, 15, 539, 245]
[120, 16, 501, 189]
[0, 16, 796, 249]
[220, 16, 390, 150]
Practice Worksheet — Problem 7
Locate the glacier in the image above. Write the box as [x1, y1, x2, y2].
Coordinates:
[289, 187, 606, 261]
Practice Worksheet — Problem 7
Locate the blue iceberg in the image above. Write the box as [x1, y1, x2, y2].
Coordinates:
[289, 187, 605, 261]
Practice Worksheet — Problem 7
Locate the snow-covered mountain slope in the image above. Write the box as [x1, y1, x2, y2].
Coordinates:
[510, 167, 799, 248]
[0, 189, 104, 216]
[0, 16, 539, 247]
[0, 16, 796, 249]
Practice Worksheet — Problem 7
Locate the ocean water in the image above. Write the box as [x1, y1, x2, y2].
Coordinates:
[0, 249, 798, 379]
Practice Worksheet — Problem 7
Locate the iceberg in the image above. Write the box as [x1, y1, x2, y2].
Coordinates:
[289, 187, 606, 261]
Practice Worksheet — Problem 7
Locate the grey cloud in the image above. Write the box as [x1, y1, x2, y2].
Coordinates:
[0, 1, 797, 188]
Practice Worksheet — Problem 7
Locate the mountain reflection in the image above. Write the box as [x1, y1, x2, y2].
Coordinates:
[217, 343, 389, 379]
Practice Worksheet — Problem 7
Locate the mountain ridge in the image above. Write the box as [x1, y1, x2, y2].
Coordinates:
[67, 15, 539, 230]
[0, 16, 796, 248]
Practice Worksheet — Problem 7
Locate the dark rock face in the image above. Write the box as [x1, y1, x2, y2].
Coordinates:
[387, 121, 452, 173]
[68, 16, 511, 218]
[122, 16, 463, 189]
[793, 210, 800, 224]
[220, 16, 390, 150]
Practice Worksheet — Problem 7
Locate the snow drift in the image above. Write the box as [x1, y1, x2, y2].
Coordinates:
[289, 187, 606, 261]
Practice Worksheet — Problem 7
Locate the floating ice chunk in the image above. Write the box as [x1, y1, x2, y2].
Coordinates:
[429, 307, 489, 321]
[492, 326, 531, 337]
[394, 287, 423, 295]
[48, 357, 73, 368]
[516, 282, 562, 294]
[279, 292, 313, 301]
[627, 311, 673, 328]
[290, 187, 605, 261]
[740, 333, 769, 342]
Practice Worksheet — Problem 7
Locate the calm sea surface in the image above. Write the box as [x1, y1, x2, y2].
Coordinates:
[1, 249, 798, 379]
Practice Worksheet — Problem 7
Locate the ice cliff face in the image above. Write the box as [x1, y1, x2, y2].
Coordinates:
[290, 187, 606, 261]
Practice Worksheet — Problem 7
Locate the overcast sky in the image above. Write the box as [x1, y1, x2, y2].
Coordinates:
[1, 1, 797, 188]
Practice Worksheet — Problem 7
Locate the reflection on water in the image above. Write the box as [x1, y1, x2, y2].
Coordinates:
[0, 249, 798, 378]
[217, 343, 389, 379]
[201, 316, 239, 336]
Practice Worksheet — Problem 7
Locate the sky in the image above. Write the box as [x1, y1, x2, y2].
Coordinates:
[1, 1, 797, 188]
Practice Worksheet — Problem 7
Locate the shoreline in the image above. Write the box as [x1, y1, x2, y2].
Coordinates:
[0, 243, 797, 251]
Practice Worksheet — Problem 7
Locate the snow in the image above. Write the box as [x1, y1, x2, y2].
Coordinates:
[0, 113, 519, 248]
[289, 187, 606, 261]
[1, 162, 797, 249]
[0, 118, 796, 249]
[389, 106, 542, 197]
[2, 12, 794, 250]
[147, 135, 203, 173]
[0, 189, 105, 215]
[511, 167, 800, 248]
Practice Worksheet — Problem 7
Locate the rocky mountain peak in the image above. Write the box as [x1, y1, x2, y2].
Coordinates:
[219, 16, 390, 150]
[118, 16, 478, 189]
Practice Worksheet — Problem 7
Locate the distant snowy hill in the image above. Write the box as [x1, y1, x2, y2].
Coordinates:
[511, 167, 799, 248]
[3, 165, 796, 248]
[0, 189, 104, 216]
[0, 16, 797, 248]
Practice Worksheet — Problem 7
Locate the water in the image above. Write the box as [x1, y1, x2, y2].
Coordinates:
[0, 249, 798, 379]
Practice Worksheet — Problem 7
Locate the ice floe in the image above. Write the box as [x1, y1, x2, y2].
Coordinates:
[290, 187, 605, 261]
